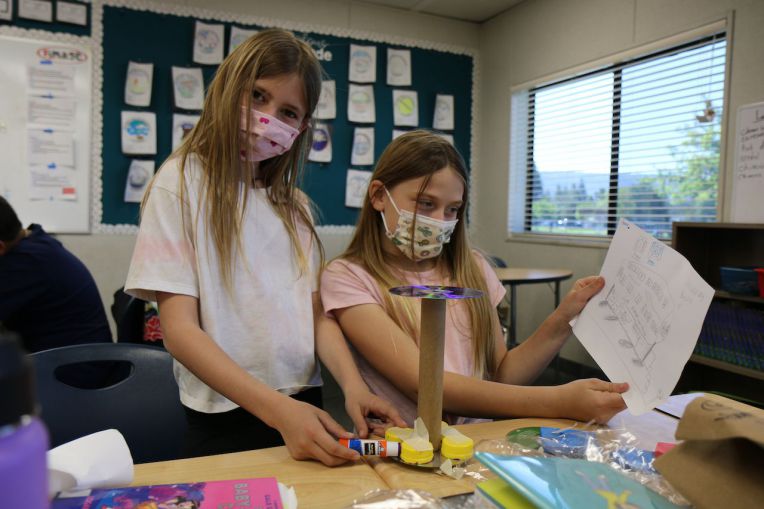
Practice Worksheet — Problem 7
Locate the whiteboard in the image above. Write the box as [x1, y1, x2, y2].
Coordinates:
[731, 101, 764, 223]
[0, 33, 92, 233]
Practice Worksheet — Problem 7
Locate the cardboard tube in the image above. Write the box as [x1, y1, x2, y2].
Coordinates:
[417, 298, 447, 450]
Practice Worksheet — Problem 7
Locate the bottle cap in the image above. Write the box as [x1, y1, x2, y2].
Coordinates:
[385, 440, 400, 457]
[0, 332, 35, 427]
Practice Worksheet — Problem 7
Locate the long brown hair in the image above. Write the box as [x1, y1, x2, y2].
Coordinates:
[340, 130, 497, 379]
[142, 29, 323, 288]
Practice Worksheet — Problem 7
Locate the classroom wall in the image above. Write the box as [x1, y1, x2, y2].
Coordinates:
[55, 0, 479, 335]
[475, 0, 764, 365]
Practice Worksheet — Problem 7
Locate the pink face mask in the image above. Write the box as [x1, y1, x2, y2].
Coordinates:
[239, 106, 301, 162]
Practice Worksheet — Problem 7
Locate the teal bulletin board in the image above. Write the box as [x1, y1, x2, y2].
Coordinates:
[100, 4, 473, 227]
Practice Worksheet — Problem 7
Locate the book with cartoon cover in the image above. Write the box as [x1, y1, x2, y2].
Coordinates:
[52, 477, 285, 509]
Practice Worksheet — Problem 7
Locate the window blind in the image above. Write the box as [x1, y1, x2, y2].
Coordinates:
[509, 32, 727, 240]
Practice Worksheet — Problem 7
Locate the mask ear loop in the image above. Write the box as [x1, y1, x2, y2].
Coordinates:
[384, 187, 418, 259]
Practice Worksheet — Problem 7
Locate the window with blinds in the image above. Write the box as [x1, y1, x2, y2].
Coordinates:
[509, 33, 727, 240]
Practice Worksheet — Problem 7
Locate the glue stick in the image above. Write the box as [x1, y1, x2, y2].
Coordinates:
[339, 438, 400, 457]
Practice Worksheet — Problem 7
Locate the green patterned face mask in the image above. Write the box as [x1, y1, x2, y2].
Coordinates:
[380, 187, 458, 261]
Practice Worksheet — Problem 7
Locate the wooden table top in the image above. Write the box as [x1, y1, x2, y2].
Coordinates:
[131, 404, 685, 505]
[493, 267, 574, 284]
[131, 443, 387, 509]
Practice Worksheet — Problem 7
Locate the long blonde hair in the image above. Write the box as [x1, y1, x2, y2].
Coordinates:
[341, 131, 497, 379]
[142, 29, 323, 288]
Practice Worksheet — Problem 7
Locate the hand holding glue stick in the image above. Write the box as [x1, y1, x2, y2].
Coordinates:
[339, 438, 400, 457]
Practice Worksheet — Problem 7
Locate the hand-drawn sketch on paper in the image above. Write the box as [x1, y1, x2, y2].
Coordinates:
[572, 219, 714, 415]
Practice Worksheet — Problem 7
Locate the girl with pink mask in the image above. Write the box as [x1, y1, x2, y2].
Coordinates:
[125, 29, 404, 464]
[321, 130, 629, 426]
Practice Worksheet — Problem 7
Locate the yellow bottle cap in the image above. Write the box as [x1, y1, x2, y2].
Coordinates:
[441, 428, 474, 462]
[400, 437, 434, 465]
[385, 426, 413, 443]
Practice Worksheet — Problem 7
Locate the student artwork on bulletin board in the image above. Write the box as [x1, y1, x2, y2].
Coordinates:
[83, 0, 474, 231]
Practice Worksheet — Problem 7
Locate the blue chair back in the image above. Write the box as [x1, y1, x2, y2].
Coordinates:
[31, 343, 186, 463]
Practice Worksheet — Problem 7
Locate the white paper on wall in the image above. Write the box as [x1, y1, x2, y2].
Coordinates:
[387, 48, 411, 86]
[433, 94, 454, 131]
[172, 114, 200, 150]
[124, 61, 153, 107]
[0, 0, 13, 21]
[308, 123, 332, 163]
[393, 90, 418, 127]
[18, 0, 52, 22]
[27, 128, 74, 167]
[229, 26, 258, 55]
[124, 159, 155, 203]
[347, 84, 375, 123]
[56, 1, 87, 26]
[28, 64, 75, 97]
[351, 127, 375, 166]
[121, 111, 157, 155]
[193, 21, 225, 65]
[348, 44, 377, 83]
[171, 66, 204, 110]
[345, 169, 373, 208]
[27, 96, 76, 129]
[314, 80, 336, 120]
[29, 164, 77, 201]
[392, 129, 408, 140]
[438, 133, 454, 145]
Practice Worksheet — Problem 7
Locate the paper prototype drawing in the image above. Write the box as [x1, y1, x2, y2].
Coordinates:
[393, 90, 418, 127]
[124, 61, 153, 107]
[171, 66, 204, 110]
[351, 127, 375, 166]
[315, 80, 336, 120]
[572, 219, 714, 414]
[193, 21, 224, 65]
[345, 169, 372, 208]
[347, 84, 375, 123]
[309, 123, 332, 163]
[387, 48, 411, 86]
[348, 44, 376, 83]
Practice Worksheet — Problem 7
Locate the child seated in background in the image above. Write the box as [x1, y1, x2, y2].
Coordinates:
[321, 130, 629, 426]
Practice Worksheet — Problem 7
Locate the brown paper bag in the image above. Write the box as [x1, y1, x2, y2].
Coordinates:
[654, 394, 764, 509]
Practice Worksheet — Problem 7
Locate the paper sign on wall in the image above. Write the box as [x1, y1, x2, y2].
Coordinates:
[193, 21, 224, 65]
[392, 129, 408, 140]
[433, 94, 454, 131]
[345, 169, 373, 208]
[124, 61, 153, 107]
[19, 0, 52, 22]
[315, 80, 336, 120]
[121, 111, 157, 155]
[27, 128, 74, 167]
[56, 1, 87, 26]
[347, 84, 375, 123]
[27, 96, 75, 129]
[229, 26, 257, 54]
[172, 114, 200, 150]
[0, 0, 12, 21]
[172, 66, 204, 110]
[309, 123, 332, 163]
[124, 159, 155, 203]
[387, 48, 411, 86]
[29, 164, 76, 201]
[351, 127, 375, 166]
[349, 44, 376, 83]
[28, 64, 75, 97]
[393, 90, 418, 127]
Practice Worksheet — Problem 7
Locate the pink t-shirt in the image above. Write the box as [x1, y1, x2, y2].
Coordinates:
[320, 252, 506, 426]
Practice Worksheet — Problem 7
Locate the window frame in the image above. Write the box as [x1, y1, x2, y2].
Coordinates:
[508, 21, 731, 244]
